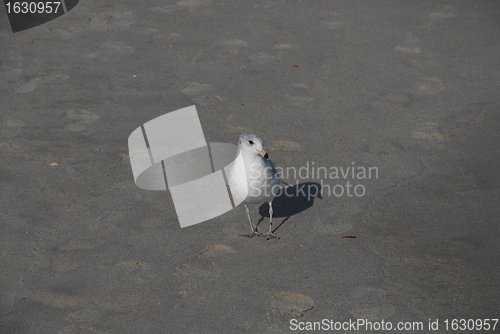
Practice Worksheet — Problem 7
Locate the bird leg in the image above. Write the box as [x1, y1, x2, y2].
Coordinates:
[260, 201, 279, 240]
[239, 205, 261, 238]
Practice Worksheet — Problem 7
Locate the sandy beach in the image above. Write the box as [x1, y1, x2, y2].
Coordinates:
[1, 1, 499, 333]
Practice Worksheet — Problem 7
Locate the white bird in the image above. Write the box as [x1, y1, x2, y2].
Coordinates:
[228, 134, 281, 240]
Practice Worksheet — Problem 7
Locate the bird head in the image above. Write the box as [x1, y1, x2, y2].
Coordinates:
[238, 133, 268, 159]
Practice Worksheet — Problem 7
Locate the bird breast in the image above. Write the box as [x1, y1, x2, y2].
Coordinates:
[228, 152, 249, 205]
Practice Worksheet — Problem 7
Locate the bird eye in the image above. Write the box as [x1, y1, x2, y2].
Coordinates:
[248, 140, 254, 145]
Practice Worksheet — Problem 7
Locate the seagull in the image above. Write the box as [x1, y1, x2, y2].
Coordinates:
[228, 134, 281, 240]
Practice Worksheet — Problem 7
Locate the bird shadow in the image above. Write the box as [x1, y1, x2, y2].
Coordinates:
[256, 181, 322, 233]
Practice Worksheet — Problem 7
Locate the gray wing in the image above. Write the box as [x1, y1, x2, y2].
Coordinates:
[264, 158, 281, 185]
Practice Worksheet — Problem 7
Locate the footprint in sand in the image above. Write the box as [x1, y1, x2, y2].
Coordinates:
[413, 77, 444, 95]
[198, 244, 235, 256]
[86, 11, 136, 31]
[4, 119, 26, 128]
[412, 122, 445, 142]
[270, 291, 314, 317]
[181, 82, 212, 96]
[395, 32, 421, 54]
[63, 109, 100, 132]
[268, 140, 300, 153]
[218, 39, 248, 55]
[250, 52, 281, 64]
[13, 74, 69, 93]
[429, 6, 456, 21]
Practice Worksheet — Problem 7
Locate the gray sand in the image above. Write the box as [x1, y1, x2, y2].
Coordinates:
[1, 1, 499, 333]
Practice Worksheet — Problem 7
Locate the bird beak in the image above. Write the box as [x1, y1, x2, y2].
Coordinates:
[258, 150, 269, 159]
